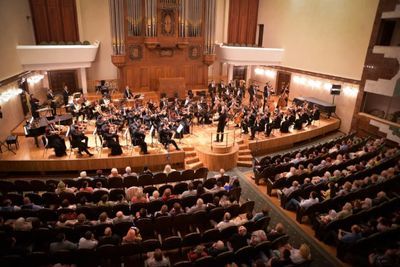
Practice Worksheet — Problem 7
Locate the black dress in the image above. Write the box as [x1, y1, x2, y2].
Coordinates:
[47, 133, 67, 157]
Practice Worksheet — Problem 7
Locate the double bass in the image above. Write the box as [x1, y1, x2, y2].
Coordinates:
[277, 85, 289, 109]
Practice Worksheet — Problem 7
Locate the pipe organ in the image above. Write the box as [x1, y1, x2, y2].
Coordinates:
[109, 0, 216, 93]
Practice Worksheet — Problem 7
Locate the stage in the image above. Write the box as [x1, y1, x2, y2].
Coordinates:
[0, 116, 340, 173]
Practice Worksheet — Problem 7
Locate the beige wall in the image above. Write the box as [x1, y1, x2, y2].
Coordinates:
[0, 0, 35, 81]
[76, 0, 117, 87]
[0, 82, 25, 140]
[258, 0, 378, 80]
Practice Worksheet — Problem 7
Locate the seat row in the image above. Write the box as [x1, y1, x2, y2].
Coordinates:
[0, 167, 210, 194]
[0, 235, 297, 267]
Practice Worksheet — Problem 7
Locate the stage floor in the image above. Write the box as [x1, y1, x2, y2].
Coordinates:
[1, 94, 340, 173]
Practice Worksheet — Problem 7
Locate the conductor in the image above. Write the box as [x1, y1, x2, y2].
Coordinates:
[215, 107, 228, 142]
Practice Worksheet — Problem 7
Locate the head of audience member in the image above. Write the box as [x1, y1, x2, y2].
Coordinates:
[96, 169, 104, 178]
[98, 212, 109, 223]
[79, 171, 87, 179]
[196, 184, 205, 195]
[151, 190, 160, 200]
[77, 213, 87, 224]
[222, 212, 231, 222]
[163, 164, 172, 174]
[104, 227, 113, 237]
[124, 166, 132, 176]
[109, 168, 119, 178]
[238, 225, 247, 236]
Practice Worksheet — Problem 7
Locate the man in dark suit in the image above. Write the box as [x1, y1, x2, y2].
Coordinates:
[215, 107, 228, 142]
[263, 82, 271, 111]
[248, 82, 257, 103]
[159, 124, 180, 150]
[123, 86, 132, 99]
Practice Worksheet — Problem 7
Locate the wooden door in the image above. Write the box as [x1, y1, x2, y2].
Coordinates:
[233, 66, 247, 82]
[48, 70, 78, 94]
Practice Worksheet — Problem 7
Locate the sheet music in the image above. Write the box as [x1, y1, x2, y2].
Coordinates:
[177, 124, 184, 134]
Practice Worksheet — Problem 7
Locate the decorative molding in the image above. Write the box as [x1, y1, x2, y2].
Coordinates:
[129, 45, 143, 61]
[159, 48, 174, 57]
[189, 45, 201, 60]
[161, 9, 175, 36]
[111, 55, 126, 67]
[203, 54, 216, 66]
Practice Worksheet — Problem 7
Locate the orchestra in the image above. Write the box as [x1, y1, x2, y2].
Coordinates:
[25, 80, 320, 158]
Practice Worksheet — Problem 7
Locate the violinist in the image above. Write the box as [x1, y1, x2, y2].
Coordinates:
[263, 82, 272, 111]
[250, 113, 261, 140]
[29, 94, 40, 119]
[45, 123, 67, 157]
[159, 123, 180, 151]
[70, 122, 93, 156]
[102, 123, 123, 156]
[47, 88, 57, 116]
[130, 122, 149, 154]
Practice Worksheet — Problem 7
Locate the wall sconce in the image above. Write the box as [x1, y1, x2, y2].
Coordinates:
[27, 74, 44, 84]
[343, 86, 359, 97]
[0, 88, 23, 105]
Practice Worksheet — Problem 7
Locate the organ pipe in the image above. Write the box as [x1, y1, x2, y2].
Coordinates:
[109, 0, 125, 54]
[204, 0, 215, 54]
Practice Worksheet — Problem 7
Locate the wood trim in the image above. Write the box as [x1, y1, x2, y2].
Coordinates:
[0, 72, 31, 87]
[358, 112, 400, 128]
[269, 66, 361, 85]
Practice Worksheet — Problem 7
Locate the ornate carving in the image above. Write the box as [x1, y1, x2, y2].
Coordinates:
[203, 54, 216, 66]
[111, 55, 126, 67]
[189, 45, 201, 59]
[161, 9, 175, 36]
[129, 45, 143, 61]
[159, 48, 174, 57]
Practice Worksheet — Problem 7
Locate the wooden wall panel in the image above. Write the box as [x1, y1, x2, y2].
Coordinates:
[60, 0, 79, 41]
[227, 0, 259, 45]
[30, 0, 51, 43]
[238, 0, 249, 44]
[29, 0, 79, 43]
[47, 0, 64, 41]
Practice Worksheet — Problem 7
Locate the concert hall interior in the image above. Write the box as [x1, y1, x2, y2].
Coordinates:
[0, 0, 399, 266]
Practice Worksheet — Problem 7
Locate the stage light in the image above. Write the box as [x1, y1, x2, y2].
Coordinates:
[255, 68, 264, 75]
[264, 70, 276, 78]
[343, 86, 358, 97]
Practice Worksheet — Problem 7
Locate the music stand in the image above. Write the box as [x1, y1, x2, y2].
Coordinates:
[176, 123, 184, 144]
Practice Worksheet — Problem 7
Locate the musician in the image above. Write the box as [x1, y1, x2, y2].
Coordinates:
[99, 94, 111, 112]
[70, 122, 93, 156]
[102, 124, 123, 156]
[215, 107, 228, 142]
[312, 106, 320, 124]
[29, 94, 40, 119]
[248, 82, 257, 103]
[100, 80, 109, 95]
[45, 123, 67, 157]
[124, 86, 132, 99]
[159, 123, 180, 151]
[208, 80, 216, 96]
[250, 113, 261, 140]
[46, 88, 57, 116]
[218, 81, 225, 98]
[263, 82, 271, 111]
[280, 117, 291, 133]
[72, 98, 86, 121]
[131, 123, 148, 154]
[63, 84, 70, 106]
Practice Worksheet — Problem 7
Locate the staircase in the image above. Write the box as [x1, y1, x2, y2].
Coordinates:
[236, 139, 253, 167]
[183, 146, 203, 170]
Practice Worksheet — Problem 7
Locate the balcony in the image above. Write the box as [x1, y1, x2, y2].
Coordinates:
[215, 44, 284, 66]
[16, 41, 100, 70]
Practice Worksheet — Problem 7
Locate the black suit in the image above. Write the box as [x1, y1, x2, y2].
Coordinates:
[216, 112, 227, 142]
[124, 88, 132, 99]
[160, 127, 180, 150]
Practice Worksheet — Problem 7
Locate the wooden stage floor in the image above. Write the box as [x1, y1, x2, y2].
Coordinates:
[0, 115, 340, 173]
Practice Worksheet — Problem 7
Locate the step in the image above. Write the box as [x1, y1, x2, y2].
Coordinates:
[187, 161, 204, 170]
[186, 157, 200, 164]
[237, 160, 253, 167]
[183, 146, 195, 152]
[238, 149, 252, 155]
[238, 155, 253, 161]
[184, 151, 197, 157]
[236, 139, 244, 145]
[239, 144, 249, 150]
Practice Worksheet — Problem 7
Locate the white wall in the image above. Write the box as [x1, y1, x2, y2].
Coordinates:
[76, 0, 117, 86]
[0, 0, 35, 80]
[258, 0, 379, 80]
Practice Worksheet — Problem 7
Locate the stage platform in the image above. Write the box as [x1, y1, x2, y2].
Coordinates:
[2, 92, 341, 173]
[0, 116, 340, 173]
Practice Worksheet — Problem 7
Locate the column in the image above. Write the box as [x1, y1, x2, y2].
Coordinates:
[79, 68, 87, 94]
[227, 64, 234, 82]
